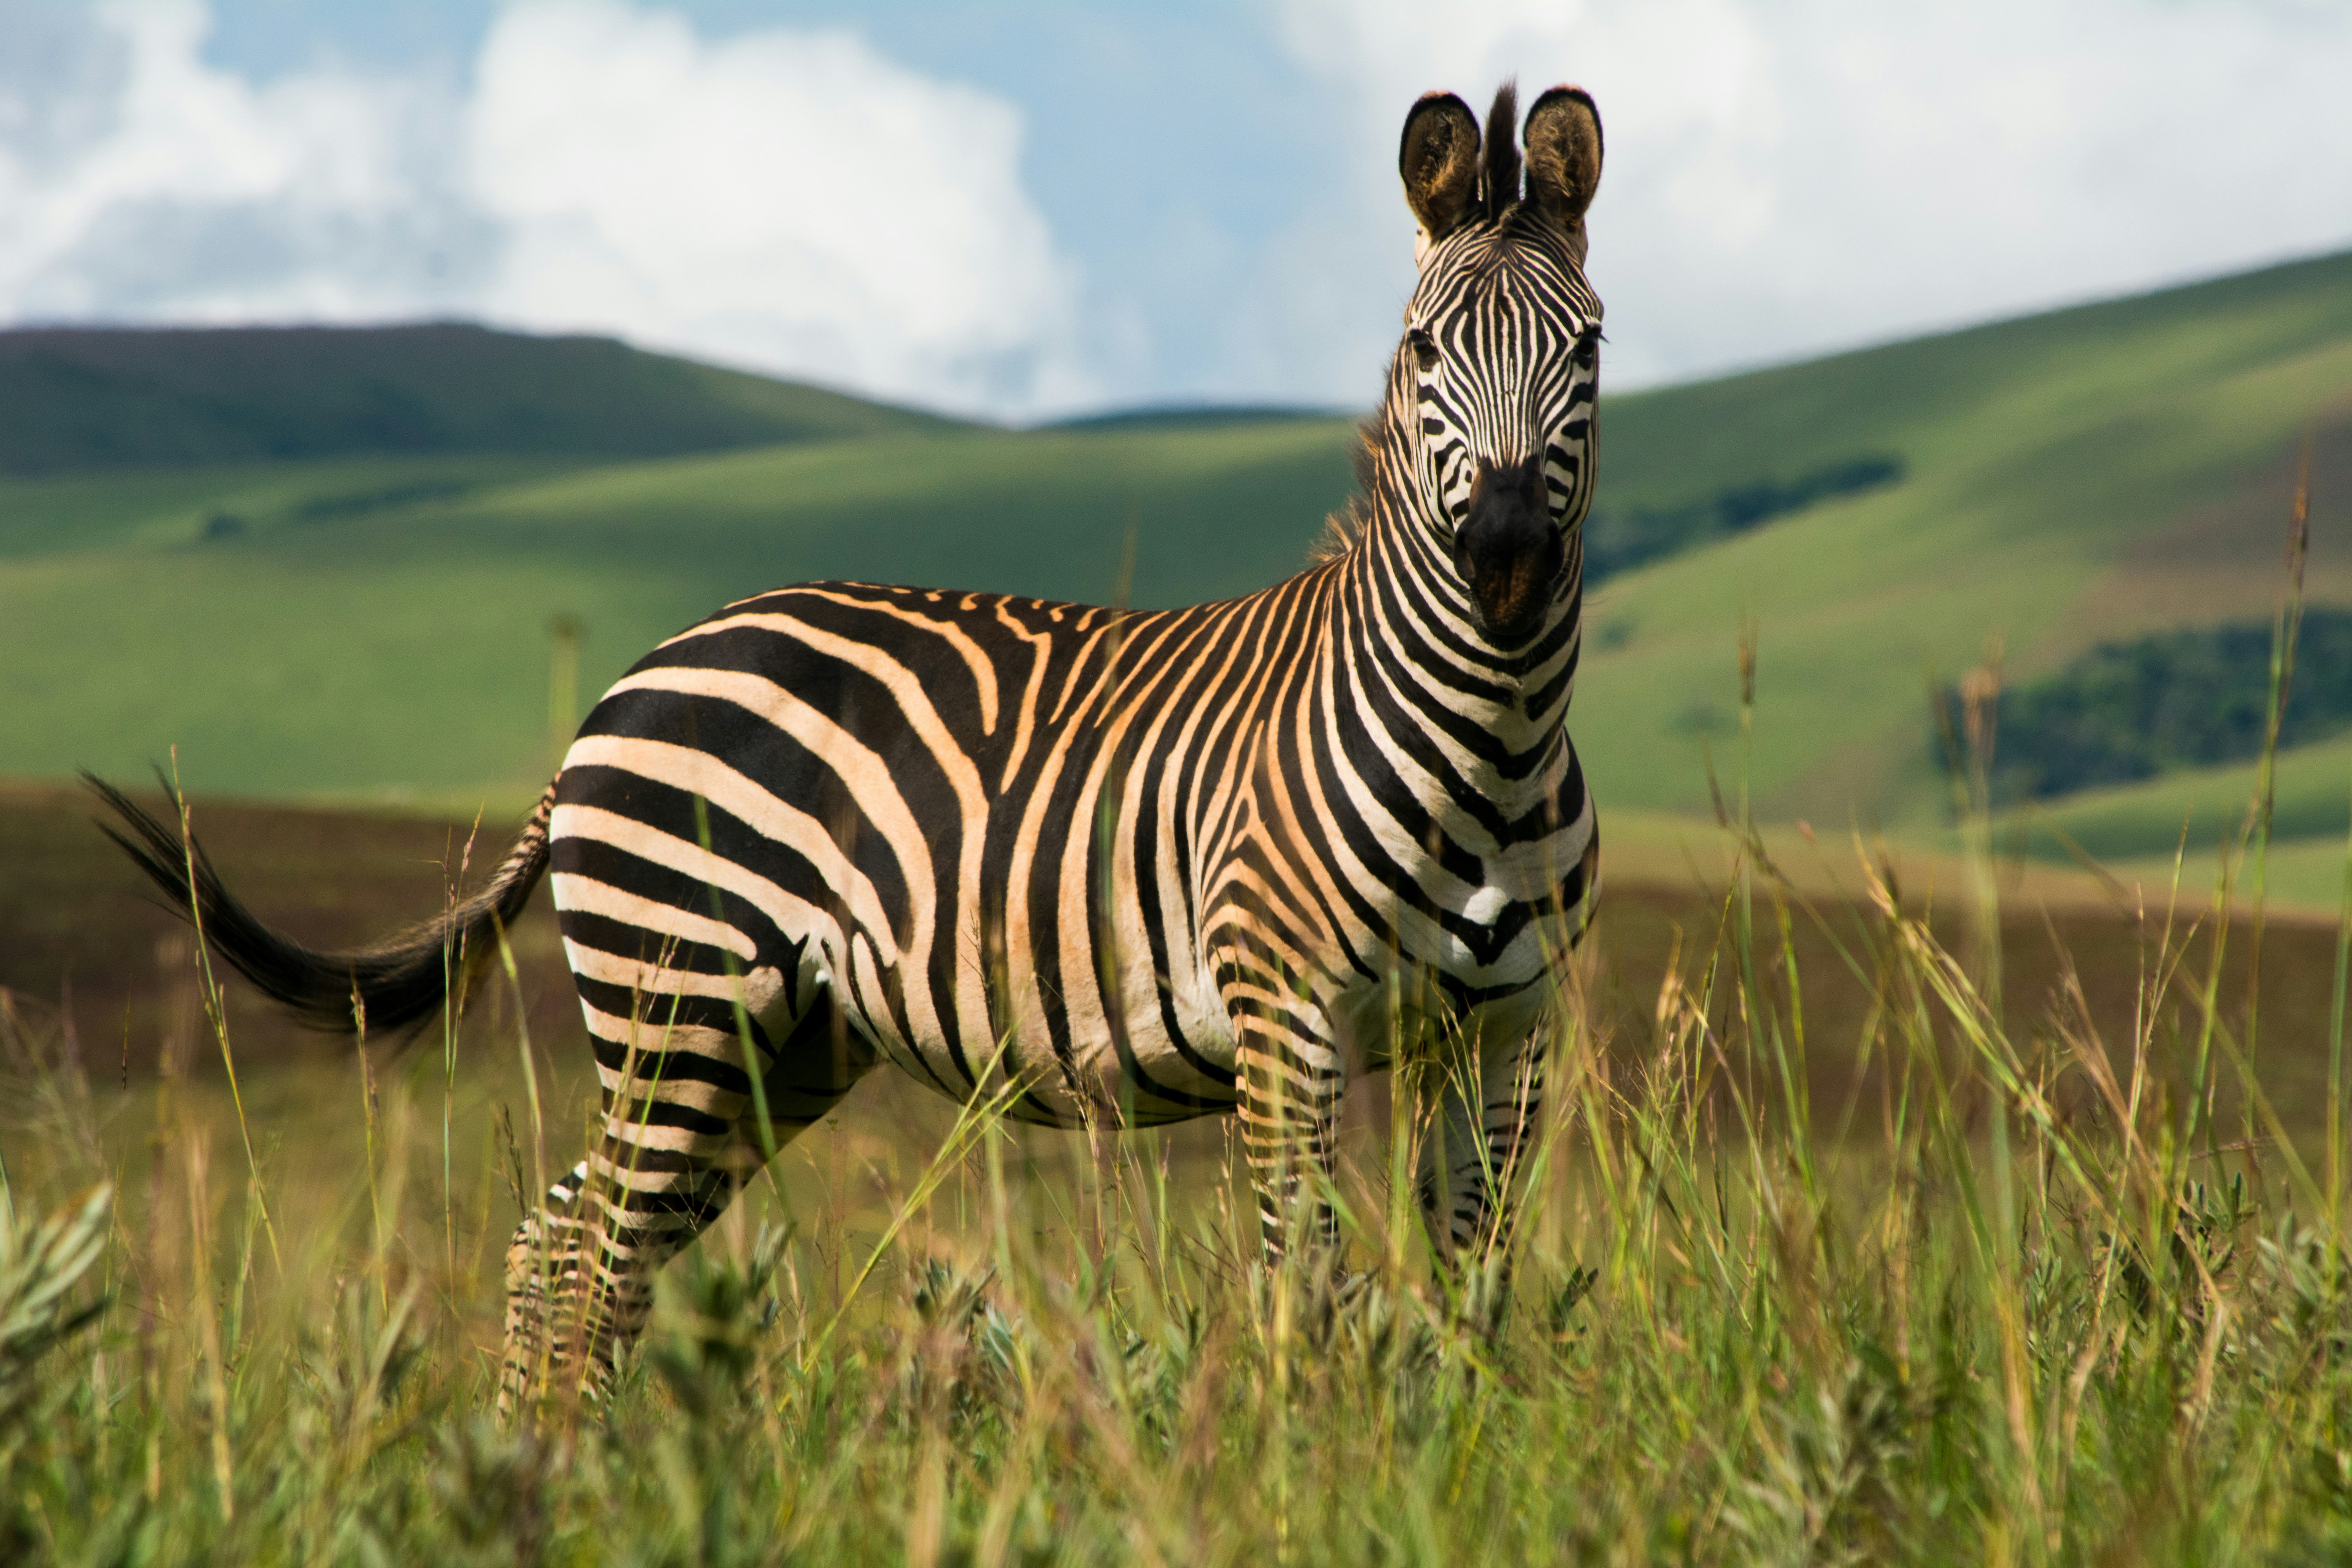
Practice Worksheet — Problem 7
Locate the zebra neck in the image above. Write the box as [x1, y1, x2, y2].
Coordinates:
[1335, 493, 1583, 815]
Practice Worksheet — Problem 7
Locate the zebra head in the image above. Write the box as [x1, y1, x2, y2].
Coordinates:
[1394, 83, 1604, 650]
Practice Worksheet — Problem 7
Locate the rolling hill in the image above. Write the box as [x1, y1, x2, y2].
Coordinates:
[0, 322, 959, 474]
[3, 252, 2348, 902]
[1583, 248, 2351, 827]
[0, 422, 1360, 802]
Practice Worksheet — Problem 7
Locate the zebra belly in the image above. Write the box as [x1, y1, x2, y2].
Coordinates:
[833, 884, 1241, 1130]
[547, 727, 1239, 1132]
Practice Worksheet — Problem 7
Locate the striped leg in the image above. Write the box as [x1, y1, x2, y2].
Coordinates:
[1221, 960, 1347, 1265]
[1418, 1028, 1543, 1273]
[499, 993, 873, 1412]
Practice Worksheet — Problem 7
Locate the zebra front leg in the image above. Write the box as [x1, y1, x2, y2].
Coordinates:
[1417, 1026, 1544, 1325]
[1223, 970, 1348, 1268]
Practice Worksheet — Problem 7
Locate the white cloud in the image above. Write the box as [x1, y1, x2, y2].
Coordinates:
[0, 0, 1089, 416]
[0, 0, 477, 323]
[1273, 0, 2352, 392]
[5, 2, 2348, 417]
[467, 1, 1084, 411]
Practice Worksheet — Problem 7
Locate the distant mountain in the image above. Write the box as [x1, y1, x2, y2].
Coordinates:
[0, 322, 963, 474]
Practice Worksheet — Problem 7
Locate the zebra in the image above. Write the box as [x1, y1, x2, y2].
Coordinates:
[92, 80, 1606, 1404]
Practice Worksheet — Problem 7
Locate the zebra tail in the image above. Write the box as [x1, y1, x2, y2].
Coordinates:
[83, 769, 559, 1041]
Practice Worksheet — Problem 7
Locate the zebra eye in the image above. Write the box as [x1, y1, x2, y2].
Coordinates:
[1571, 329, 1599, 370]
[1407, 330, 1440, 373]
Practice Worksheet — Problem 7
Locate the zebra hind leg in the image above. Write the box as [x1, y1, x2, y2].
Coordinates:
[499, 996, 874, 1417]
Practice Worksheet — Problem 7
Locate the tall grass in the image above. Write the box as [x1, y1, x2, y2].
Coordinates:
[4, 816, 2348, 1564]
[6, 549, 2352, 1563]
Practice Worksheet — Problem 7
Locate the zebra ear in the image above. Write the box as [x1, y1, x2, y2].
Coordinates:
[1399, 92, 1481, 251]
[1523, 86, 1603, 227]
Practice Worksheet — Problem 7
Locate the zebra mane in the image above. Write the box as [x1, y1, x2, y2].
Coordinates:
[1480, 81, 1521, 217]
[1306, 417, 1384, 564]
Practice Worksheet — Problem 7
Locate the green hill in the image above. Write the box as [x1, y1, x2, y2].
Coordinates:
[0, 422, 1359, 802]
[1579, 250, 2352, 844]
[0, 322, 960, 474]
[5, 253, 2350, 892]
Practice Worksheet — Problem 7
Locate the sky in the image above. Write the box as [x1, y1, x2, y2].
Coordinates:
[4, 0, 2350, 421]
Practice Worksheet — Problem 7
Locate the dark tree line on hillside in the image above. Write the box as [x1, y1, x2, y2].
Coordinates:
[1584, 453, 1904, 585]
[1949, 610, 2352, 803]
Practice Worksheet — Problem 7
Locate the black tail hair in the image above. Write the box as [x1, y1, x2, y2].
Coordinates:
[84, 769, 558, 1041]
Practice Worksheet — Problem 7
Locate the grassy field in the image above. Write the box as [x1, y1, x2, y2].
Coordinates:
[6, 760, 2352, 1561]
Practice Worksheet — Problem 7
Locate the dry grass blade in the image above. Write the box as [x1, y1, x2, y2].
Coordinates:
[0, 1183, 112, 1436]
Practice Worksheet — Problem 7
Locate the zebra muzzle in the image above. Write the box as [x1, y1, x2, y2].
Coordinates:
[1454, 456, 1563, 645]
